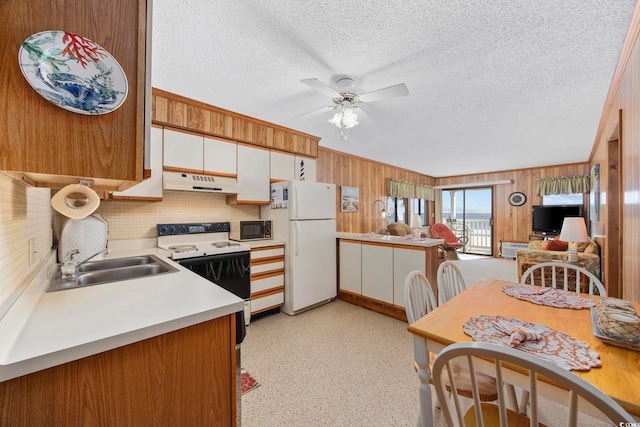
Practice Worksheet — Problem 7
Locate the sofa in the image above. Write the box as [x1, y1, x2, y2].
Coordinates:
[516, 237, 601, 280]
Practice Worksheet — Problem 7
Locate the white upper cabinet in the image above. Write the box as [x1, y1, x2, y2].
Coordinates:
[163, 129, 203, 173]
[163, 129, 237, 177]
[271, 153, 317, 182]
[270, 151, 295, 182]
[111, 125, 163, 200]
[295, 157, 316, 182]
[204, 136, 237, 177]
[229, 145, 270, 204]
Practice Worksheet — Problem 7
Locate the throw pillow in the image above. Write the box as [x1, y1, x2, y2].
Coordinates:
[543, 237, 568, 251]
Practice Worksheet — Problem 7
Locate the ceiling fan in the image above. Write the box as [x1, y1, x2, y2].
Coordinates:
[298, 77, 409, 140]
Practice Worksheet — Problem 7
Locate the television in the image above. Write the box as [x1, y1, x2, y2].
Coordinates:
[532, 205, 583, 235]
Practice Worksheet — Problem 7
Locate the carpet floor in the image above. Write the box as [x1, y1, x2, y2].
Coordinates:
[240, 255, 610, 426]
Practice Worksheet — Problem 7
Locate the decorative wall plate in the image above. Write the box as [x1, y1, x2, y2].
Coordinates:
[508, 192, 526, 207]
[18, 30, 128, 115]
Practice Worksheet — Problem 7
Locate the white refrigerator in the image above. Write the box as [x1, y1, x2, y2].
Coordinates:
[261, 180, 337, 315]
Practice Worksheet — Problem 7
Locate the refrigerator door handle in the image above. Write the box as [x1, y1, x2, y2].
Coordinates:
[293, 183, 299, 219]
[295, 221, 300, 256]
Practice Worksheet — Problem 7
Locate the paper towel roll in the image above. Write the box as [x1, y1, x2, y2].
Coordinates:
[51, 183, 100, 219]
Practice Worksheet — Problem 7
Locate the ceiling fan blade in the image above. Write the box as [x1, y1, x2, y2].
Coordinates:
[296, 105, 334, 119]
[301, 78, 341, 98]
[352, 105, 371, 121]
[358, 83, 409, 103]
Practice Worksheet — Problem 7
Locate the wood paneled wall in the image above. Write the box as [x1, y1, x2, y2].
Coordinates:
[317, 148, 586, 250]
[435, 164, 589, 256]
[316, 148, 435, 233]
[589, 2, 640, 303]
[152, 88, 319, 157]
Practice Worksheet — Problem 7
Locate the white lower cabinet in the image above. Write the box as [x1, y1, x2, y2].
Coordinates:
[338, 240, 427, 308]
[250, 244, 285, 314]
[393, 247, 426, 309]
[339, 241, 362, 295]
[361, 243, 394, 304]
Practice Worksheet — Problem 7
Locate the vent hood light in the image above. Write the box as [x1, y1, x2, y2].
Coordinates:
[162, 172, 240, 194]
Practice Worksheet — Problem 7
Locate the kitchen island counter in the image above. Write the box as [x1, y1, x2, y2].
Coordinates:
[336, 232, 443, 320]
[336, 232, 443, 247]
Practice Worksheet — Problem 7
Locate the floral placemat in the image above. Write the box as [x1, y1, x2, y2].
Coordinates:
[503, 283, 595, 309]
[463, 315, 601, 371]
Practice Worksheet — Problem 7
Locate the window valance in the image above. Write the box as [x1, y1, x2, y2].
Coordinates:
[387, 178, 435, 201]
[536, 174, 591, 196]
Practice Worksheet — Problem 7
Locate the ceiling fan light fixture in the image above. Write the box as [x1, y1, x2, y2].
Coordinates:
[342, 108, 359, 129]
[328, 112, 343, 128]
[301, 77, 408, 142]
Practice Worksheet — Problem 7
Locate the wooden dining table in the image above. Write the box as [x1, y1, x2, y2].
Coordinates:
[407, 278, 640, 426]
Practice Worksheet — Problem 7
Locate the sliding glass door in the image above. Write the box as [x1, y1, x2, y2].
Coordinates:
[441, 187, 493, 255]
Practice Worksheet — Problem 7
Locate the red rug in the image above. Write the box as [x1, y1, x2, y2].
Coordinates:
[241, 368, 260, 395]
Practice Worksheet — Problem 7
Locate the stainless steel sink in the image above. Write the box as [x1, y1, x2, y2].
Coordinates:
[47, 254, 179, 292]
[76, 255, 158, 272]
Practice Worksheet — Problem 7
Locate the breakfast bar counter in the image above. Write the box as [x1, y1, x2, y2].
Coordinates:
[336, 232, 443, 320]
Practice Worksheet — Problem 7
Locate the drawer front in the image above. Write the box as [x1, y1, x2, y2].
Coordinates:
[252, 261, 284, 276]
[251, 274, 284, 295]
[251, 292, 284, 314]
[251, 246, 284, 261]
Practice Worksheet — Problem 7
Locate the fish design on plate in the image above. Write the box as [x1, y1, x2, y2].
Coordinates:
[18, 30, 128, 115]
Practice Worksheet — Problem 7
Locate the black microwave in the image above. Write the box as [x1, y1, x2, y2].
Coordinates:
[229, 220, 272, 241]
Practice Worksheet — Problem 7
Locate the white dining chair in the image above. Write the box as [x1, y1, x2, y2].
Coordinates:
[436, 261, 523, 412]
[518, 261, 607, 415]
[432, 341, 635, 426]
[520, 261, 606, 296]
[436, 261, 467, 305]
[404, 271, 498, 426]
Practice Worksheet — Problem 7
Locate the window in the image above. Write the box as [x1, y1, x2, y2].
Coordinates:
[410, 198, 428, 225]
[387, 197, 428, 225]
[387, 197, 407, 224]
[542, 194, 584, 206]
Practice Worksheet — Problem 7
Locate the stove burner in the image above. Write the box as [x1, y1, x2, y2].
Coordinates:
[168, 244, 198, 253]
[212, 242, 241, 248]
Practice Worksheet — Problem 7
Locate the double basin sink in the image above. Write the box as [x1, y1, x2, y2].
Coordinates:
[47, 255, 179, 292]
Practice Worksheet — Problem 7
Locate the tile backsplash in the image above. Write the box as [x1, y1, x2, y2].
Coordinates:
[93, 191, 259, 241]
[0, 174, 53, 308]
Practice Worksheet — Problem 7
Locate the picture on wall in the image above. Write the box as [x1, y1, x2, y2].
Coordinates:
[341, 186, 359, 212]
[590, 163, 600, 222]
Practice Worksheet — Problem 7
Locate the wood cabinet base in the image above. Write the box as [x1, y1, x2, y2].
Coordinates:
[0, 316, 237, 427]
[338, 291, 408, 322]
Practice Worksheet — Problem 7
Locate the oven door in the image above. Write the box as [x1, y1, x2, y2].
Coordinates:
[178, 252, 250, 299]
[177, 251, 250, 345]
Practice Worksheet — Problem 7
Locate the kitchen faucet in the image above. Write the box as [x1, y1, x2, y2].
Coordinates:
[61, 249, 109, 279]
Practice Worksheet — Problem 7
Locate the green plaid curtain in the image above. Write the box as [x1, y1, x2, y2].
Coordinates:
[536, 175, 591, 196]
[387, 179, 435, 201]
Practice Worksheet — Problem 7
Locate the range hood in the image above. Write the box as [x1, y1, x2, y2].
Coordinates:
[163, 172, 240, 194]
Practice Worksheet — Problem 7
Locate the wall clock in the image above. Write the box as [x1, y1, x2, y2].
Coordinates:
[508, 192, 526, 207]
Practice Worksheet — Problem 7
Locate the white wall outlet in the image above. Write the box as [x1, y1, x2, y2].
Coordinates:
[28, 238, 35, 266]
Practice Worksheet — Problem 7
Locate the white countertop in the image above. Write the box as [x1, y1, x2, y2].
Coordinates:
[336, 232, 444, 247]
[0, 248, 244, 382]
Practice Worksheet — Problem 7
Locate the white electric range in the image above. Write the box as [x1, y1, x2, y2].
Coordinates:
[157, 222, 252, 328]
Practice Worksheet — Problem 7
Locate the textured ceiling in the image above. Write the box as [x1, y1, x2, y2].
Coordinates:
[152, 1, 636, 178]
